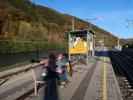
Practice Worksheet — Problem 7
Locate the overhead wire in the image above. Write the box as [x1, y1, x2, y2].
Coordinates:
[127, 20, 133, 28]
[111, 0, 130, 33]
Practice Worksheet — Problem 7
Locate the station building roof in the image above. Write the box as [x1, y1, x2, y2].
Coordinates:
[66, 29, 95, 36]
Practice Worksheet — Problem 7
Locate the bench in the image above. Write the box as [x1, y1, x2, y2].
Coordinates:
[32, 65, 50, 95]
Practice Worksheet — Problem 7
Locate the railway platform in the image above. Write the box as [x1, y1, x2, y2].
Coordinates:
[25, 47, 123, 100]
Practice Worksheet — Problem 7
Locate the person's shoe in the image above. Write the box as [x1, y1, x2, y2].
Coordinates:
[61, 82, 66, 85]
[65, 80, 70, 85]
[59, 85, 65, 88]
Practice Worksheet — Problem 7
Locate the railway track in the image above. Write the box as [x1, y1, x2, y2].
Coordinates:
[0, 57, 79, 80]
[122, 49, 133, 59]
[108, 47, 133, 100]
[0, 63, 38, 79]
[0, 57, 79, 100]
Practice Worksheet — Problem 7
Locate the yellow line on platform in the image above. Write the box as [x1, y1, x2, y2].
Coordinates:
[103, 57, 107, 100]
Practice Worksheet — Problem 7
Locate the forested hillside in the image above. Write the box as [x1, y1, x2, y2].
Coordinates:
[0, 0, 125, 53]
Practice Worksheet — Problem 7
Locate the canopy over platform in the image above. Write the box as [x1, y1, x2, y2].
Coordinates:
[66, 29, 95, 36]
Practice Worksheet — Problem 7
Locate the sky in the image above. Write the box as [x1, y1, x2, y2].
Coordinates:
[30, 0, 133, 39]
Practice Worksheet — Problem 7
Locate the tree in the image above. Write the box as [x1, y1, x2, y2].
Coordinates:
[19, 21, 32, 40]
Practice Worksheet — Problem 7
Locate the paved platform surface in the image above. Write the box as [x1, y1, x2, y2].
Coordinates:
[25, 47, 123, 100]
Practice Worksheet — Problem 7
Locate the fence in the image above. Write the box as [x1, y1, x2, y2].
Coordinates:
[0, 40, 67, 67]
[0, 40, 67, 54]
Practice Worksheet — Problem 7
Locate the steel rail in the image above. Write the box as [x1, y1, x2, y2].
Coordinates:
[107, 47, 133, 99]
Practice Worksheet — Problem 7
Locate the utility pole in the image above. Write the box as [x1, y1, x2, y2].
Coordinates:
[117, 33, 120, 47]
[90, 23, 91, 30]
[71, 17, 98, 31]
[103, 35, 104, 47]
[36, 44, 39, 60]
[72, 17, 74, 31]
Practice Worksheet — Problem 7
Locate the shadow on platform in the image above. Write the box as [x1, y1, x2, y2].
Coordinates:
[94, 50, 111, 64]
[43, 79, 59, 100]
[95, 51, 109, 57]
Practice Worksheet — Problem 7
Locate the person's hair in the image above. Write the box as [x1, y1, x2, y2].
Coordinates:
[49, 53, 55, 59]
